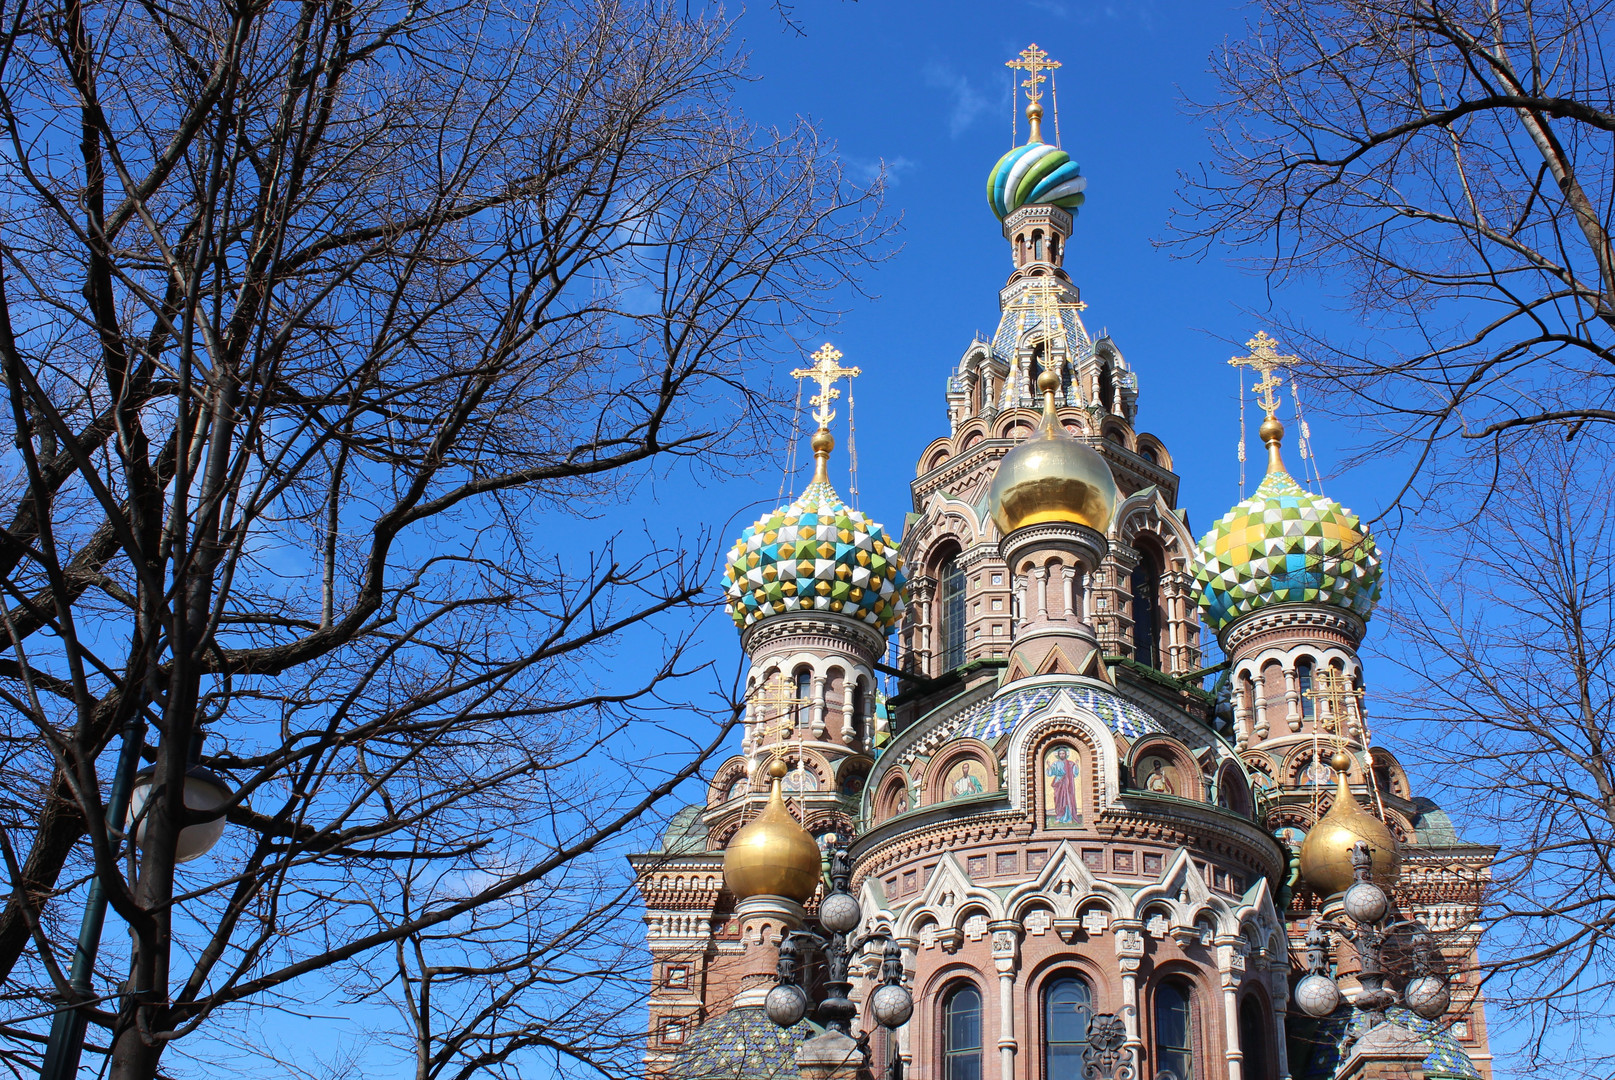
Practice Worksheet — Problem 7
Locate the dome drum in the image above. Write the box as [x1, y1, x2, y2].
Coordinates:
[738, 608, 888, 667]
[998, 519, 1108, 573]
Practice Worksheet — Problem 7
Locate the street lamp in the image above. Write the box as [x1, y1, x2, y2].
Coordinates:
[1294, 841, 1453, 1025]
[764, 847, 913, 1042]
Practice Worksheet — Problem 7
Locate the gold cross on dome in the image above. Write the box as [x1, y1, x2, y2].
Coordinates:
[1229, 330, 1299, 421]
[791, 343, 861, 431]
[1007, 43, 1061, 108]
[1303, 668, 1363, 737]
[1012, 280, 1085, 352]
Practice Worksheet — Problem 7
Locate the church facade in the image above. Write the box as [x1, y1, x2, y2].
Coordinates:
[631, 45, 1494, 1080]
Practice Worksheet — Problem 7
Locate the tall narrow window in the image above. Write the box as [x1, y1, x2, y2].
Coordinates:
[943, 985, 983, 1080]
[941, 554, 966, 671]
[1098, 361, 1115, 414]
[1032, 229, 1045, 261]
[1044, 976, 1093, 1077]
[1153, 982, 1194, 1080]
[1131, 555, 1160, 669]
[793, 668, 812, 729]
[1239, 996, 1271, 1080]
[1297, 660, 1315, 718]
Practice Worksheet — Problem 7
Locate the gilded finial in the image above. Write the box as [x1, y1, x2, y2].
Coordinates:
[791, 343, 861, 486]
[1229, 331, 1300, 476]
[1007, 44, 1061, 144]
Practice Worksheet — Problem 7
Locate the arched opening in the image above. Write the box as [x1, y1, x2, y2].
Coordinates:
[1044, 974, 1093, 1075]
[940, 552, 967, 671]
[1152, 980, 1195, 1080]
[1049, 234, 1060, 264]
[1131, 552, 1161, 669]
[1239, 995, 1272, 1080]
[850, 680, 866, 743]
[943, 984, 983, 1080]
[792, 666, 812, 730]
[1032, 229, 1045, 261]
[1098, 360, 1115, 414]
[1297, 659, 1315, 719]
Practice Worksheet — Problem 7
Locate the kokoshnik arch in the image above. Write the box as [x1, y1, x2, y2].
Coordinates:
[629, 42, 1494, 1080]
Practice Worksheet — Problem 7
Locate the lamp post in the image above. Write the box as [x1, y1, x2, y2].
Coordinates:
[1293, 841, 1452, 1026]
[39, 728, 232, 1080]
[763, 847, 913, 1073]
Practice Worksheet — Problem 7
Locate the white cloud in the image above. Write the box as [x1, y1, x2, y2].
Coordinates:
[843, 155, 918, 189]
[923, 61, 989, 138]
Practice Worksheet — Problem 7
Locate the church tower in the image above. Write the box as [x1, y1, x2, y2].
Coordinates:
[632, 41, 1493, 1080]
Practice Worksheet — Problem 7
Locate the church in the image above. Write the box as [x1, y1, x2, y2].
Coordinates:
[630, 44, 1495, 1080]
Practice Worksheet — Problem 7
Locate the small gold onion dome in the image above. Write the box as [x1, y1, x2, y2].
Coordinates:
[722, 758, 822, 903]
[1298, 751, 1402, 896]
[987, 369, 1119, 535]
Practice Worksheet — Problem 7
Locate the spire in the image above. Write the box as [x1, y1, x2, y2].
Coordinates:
[1229, 330, 1299, 477]
[791, 342, 860, 488]
[1007, 43, 1061, 145]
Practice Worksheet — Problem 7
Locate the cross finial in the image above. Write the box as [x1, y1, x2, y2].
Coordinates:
[1303, 668, 1364, 739]
[1229, 330, 1299, 422]
[791, 343, 861, 431]
[1007, 44, 1061, 142]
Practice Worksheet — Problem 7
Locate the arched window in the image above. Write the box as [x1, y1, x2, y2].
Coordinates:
[1098, 361, 1115, 414]
[793, 668, 812, 729]
[1153, 982, 1194, 1080]
[1032, 229, 1045, 261]
[940, 553, 966, 671]
[943, 985, 983, 1080]
[1049, 235, 1060, 264]
[1131, 554, 1160, 669]
[850, 680, 866, 743]
[1044, 975, 1093, 1076]
[1297, 660, 1315, 718]
[1239, 996, 1271, 1080]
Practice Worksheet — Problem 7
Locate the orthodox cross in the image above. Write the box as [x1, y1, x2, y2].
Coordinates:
[792, 343, 861, 430]
[1012, 280, 1084, 351]
[1229, 330, 1298, 421]
[1303, 667, 1363, 739]
[1007, 43, 1061, 110]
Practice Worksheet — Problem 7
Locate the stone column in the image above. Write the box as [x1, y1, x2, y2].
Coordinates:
[1253, 674, 1271, 742]
[1284, 666, 1302, 732]
[991, 923, 1021, 1080]
[811, 675, 827, 739]
[1061, 566, 1076, 619]
[1113, 920, 1146, 1059]
[1215, 934, 1246, 1080]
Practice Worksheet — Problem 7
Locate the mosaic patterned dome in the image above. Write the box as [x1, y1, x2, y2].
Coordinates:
[987, 141, 1086, 221]
[1193, 458, 1381, 635]
[722, 476, 906, 633]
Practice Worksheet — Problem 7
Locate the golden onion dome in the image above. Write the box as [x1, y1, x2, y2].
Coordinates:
[987, 369, 1118, 536]
[722, 758, 823, 903]
[1298, 751, 1401, 896]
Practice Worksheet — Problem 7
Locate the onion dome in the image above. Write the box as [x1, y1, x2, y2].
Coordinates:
[1298, 751, 1401, 896]
[722, 758, 823, 903]
[987, 369, 1118, 535]
[987, 140, 1086, 221]
[1192, 417, 1382, 634]
[721, 430, 906, 632]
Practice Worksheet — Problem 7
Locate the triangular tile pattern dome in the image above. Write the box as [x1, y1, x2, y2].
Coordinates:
[1192, 467, 1382, 633]
[987, 142, 1086, 220]
[721, 479, 907, 633]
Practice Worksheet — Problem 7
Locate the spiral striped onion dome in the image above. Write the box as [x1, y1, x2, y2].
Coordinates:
[987, 141, 1086, 221]
[1192, 424, 1382, 634]
[721, 473, 907, 634]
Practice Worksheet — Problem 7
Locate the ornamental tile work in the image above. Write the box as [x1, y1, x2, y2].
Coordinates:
[1295, 1008, 1482, 1080]
[661, 1007, 803, 1080]
[721, 479, 907, 632]
[1192, 466, 1382, 633]
[932, 684, 1173, 750]
[987, 142, 1086, 219]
